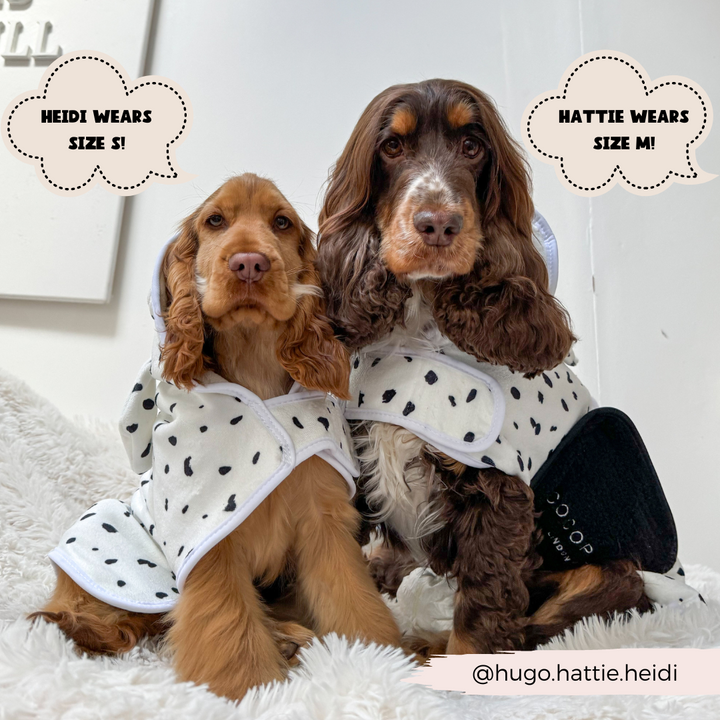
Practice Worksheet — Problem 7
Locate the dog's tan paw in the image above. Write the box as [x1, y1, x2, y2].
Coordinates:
[272, 621, 315, 666]
[401, 630, 450, 664]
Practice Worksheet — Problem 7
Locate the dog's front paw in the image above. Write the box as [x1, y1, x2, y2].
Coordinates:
[366, 545, 419, 597]
[272, 621, 315, 666]
[401, 630, 450, 664]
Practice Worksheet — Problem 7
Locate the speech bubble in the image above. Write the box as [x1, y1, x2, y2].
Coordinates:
[2, 51, 194, 196]
[522, 51, 715, 196]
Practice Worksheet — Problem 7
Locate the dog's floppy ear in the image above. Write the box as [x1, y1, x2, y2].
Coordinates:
[277, 224, 351, 399]
[316, 219, 411, 351]
[316, 86, 413, 350]
[432, 85, 575, 376]
[160, 213, 209, 389]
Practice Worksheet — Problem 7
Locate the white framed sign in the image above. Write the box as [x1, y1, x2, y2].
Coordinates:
[0, 0, 154, 302]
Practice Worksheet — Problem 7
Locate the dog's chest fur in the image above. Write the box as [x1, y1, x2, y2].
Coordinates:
[353, 291, 450, 562]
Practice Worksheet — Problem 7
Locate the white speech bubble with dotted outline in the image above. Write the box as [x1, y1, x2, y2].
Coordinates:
[522, 51, 715, 196]
[2, 51, 194, 197]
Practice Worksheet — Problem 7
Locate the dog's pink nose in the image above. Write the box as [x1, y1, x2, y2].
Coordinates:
[413, 210, 463, 247]
[228, 252, 271, 283]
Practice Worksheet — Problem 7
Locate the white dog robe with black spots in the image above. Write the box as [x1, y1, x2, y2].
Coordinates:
[50, 355, 357, 613]
[49, 236, 357, 614]
[345, 344, 701, 607]
[346, 345, 592, 481]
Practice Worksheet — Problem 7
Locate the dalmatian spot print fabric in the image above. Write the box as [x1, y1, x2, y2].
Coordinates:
[345, 347, 592, 483]
[50, 361, 357, 613]
[346, 347, 704, 607]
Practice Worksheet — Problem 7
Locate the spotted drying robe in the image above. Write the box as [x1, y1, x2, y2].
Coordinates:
[346, 344, 701, 608]
[49, 235, 357, 614]
[50, 355, 356, 613]
[346, 345, 592, 481]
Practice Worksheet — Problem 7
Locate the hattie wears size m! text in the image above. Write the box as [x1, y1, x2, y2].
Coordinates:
[559, 108, 690, 152]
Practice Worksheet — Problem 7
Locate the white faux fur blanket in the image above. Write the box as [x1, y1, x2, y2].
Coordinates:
[1, 366, 719, 720]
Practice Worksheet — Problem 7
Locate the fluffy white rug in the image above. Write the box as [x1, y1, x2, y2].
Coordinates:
[1, 366, 719, 720]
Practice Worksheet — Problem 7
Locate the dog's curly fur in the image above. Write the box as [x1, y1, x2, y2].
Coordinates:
[316, 79, 648, 655]
[317, 79, 574, 374]
[31, 174, 400, 699]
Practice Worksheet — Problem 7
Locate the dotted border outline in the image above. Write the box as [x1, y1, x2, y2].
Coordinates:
[4, 54, 189, 192]
[525, 55, 709, 192]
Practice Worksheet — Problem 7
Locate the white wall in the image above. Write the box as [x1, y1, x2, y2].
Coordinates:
[0, 0, 718, 571]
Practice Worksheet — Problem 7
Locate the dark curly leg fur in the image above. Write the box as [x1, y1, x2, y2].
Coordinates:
[426, 465, 541, 653]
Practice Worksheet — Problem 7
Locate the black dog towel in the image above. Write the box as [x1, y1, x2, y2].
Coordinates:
[532, 407, 677, 574]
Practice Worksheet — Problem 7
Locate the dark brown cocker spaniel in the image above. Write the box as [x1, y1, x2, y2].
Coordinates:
[316, 80, 650, 655]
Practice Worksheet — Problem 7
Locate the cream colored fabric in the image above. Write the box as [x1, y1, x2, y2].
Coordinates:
[346, 346, 591, 483]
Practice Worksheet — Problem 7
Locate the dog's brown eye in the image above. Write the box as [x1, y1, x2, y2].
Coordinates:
[274, 215, 292, 230]
[207, 214, 223, 227]
[462, 137, 481, 158]
[382, 138, 403, 158]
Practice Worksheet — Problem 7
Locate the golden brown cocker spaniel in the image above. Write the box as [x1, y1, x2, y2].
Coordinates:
[32, 174, 400, 700]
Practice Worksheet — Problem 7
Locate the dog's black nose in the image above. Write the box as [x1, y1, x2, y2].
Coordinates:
[228, 252, 271, 283]
[413, 210, 463, 246]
